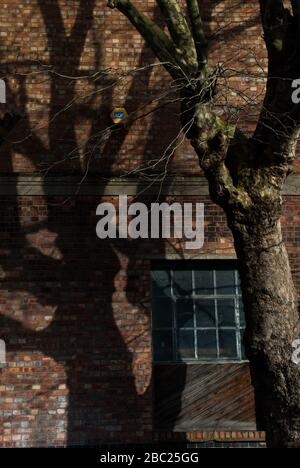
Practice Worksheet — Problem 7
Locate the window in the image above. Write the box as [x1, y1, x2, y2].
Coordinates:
[152, 261, 246, 363]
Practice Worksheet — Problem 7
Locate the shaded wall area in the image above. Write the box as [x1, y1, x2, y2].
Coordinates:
[1, 191, 299, 446]
[0, 191, 233, 447]
[0, 194, 153, 446]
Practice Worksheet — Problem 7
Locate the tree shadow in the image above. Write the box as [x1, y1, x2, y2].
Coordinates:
[0, 0, 262, 446]
[0, 1, 183, 446]
[202, 0, 260, 46]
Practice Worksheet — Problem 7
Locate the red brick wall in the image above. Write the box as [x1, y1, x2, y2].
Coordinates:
[0, 0, 299, 447]
[0, 193, 299, 446]
[1, 0, 285, 174]
[0, 192, 230, 446]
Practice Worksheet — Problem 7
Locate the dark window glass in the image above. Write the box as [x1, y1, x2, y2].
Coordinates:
[152, 270, 171, 297]
[194, 270, 214, 295]
[216, 269, 236, 295]
[153, 330, 173, 362]
[173, 269, 193, 296]
[197, 330, 217, 358]
[152, 297, 173, 328]
[219, 330, 237, 358]
[195, 299, 216, 327]
[176, 298, 194, 328]
[177, 330, 195, 359]
[152, 262, 245, 362]
[217, 299, 236, 327]
[239, 298, 245, 327]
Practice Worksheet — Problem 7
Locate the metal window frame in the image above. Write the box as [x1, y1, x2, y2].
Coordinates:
[152, 262, 247, 364]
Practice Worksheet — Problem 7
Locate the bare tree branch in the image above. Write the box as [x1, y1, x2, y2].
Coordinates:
[259, 0, 290, 54]
[156, 0, 198, 75]
[107, 0, 187, 78]
[186, 0, 207, 67]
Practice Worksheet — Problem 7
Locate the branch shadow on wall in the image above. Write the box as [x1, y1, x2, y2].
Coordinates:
[0, 1, 185, 446]
[0, 0, 263, 446]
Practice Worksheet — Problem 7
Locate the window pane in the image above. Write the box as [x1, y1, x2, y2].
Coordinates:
[216, 269, 235, 295]
[219, 330, 237, 358]
[177, 330, 195, 359]
[152, 270, 171, 297]
[195, 299, 216, 327]
[239, 298, 245, 327]
[152, 297, 173, 328]
[217, 299, 236, 327]
[173, 269, 192, 296]
[194, 270, 214, 295]
[152, 262, 244, 363]
[153, 330, 173, 362]
[176, 298, 194, 328]
[197, 330, 217, 358]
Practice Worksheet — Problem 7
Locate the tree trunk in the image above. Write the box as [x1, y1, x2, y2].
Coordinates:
[228, 208, 300, 448]
[107, 0, 300, 447]
[190, 98, 300, 447]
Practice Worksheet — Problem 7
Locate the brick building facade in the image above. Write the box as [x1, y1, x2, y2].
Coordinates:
[0, 0, 299, 447]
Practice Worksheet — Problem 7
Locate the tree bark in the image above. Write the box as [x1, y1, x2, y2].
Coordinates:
[226, 196, 300, 448]
[107, 0, 300, 447]
[191, 107, 300, 446]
